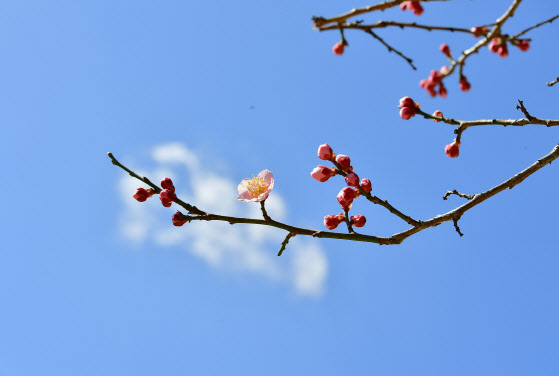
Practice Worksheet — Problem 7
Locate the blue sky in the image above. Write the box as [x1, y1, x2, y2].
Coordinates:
[1, 0, 559, 374]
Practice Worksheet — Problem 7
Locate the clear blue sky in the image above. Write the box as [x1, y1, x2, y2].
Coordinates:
[1, 0, 559, 374]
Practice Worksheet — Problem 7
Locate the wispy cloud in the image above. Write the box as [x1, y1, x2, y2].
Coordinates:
[116, 143, 328, 296]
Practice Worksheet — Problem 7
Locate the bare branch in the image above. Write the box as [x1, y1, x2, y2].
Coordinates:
[443, 190, 473, 201]
[278, 232, 296, 256]
[363, 29, 417, 69]
[547, 77, 559, 87]
[511, 14, 559, 39]
[319, 20, 473, 34]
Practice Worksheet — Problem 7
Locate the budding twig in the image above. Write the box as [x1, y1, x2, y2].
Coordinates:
[416, 102, 559, 139]
[312, 0, 451, 29]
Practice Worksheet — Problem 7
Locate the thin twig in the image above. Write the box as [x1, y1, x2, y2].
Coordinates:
[452, 217, 464, 237]
[443, 190, 474, 201]
[278, 232, 296, 256]
[365, 29, 417, 70]
[260, 201, 271, 221]
[319, 21, 473, 34]
[511, 14, 559, 39]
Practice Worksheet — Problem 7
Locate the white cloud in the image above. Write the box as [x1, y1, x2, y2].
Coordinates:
[116, 142, 329, 296]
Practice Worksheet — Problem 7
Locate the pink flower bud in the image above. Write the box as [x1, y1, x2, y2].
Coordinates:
[428, 69, 442, 84]
[317, 144, 334, 161]
[133, 188, 154, 202]
[400, 1, 409, 10]
[459, 76, 471, 92]
[400, 106, 417, 120]
[440, 43, 451, 57]
[432, 110, 443, 122]
[337, 187, 358, 208]
[409, 1, 423, 16]
[440, 66, 449, 75]
[345, 172, 360, 187]
[324, 214, 344, 230]
[161, 177, 175, 192]
[489, 38, 500, 53]
[332, 41, 346, 56]
[471, 26, 487, 38]
[335, 154, 351, 172]
[360, 178, 372, 193]
[497, 44, 508, 58]
[311, 166, 335, 182]
[399, 96, 415, 108]
[517, 40, 530, 51]
[160, 189, 177, 207]
[444, 140, 461, 158]
[439, 84, 447, 99]
[350, 214, 366, 227]
[172, 211, 188, 226]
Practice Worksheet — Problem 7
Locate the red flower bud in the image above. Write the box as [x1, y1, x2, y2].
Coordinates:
[160, 189, 177, 207]
[317, 144, 334, 161]
[345, 172, 360, 187]
[439, 84, 447, 99]
[350, 214, 366, 227]
[133, 188, 154, 202]
[432, 110, 443, 122]
[444, 140, 461, 158]
[172, 211, 188, 226]
[332, 41, 346, 56]
[459, 76, 471, 92]
[489, 38, 500, 53]
[517, 40, 530, 51]
[324, 214, 344, 230]
[400, 106, 417, 120]
[311, 166, 335, 182]
[409, 1, 423, 16]
[399, 96, 415, 108]
[161, 177, 175, 192]
[497, 44, 508, 58]
[440, 43, 451, 57]
[335, 154, 351, 172]
[360, 178, 372, 193]
[471, 26, 487, 38]
[337, 187, 359, 208]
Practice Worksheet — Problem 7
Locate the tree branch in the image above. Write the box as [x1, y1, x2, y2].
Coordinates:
[109, 142, 559, 246]
[312, 0, 451, 29]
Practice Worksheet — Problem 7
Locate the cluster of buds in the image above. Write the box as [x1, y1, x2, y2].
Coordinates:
[398, 96, 420, 120]
[432, 110, 443, 122]
[133, 177, 177, 207]
[419, 69, 447, 98]
[311, 144, 369, 230]
[332, 41, 347, 56]
[323, 213, 366, 230]
[488, 37, 508, 58]
[133, 177, 178, 207]
[471, 26, 488, 38]
[400, 1, 423, 16]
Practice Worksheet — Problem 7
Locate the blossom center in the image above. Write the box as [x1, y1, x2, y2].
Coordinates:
[246, 175, 268, 198]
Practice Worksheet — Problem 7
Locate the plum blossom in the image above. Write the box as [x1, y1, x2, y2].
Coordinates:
[237, 170, 274, 202]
